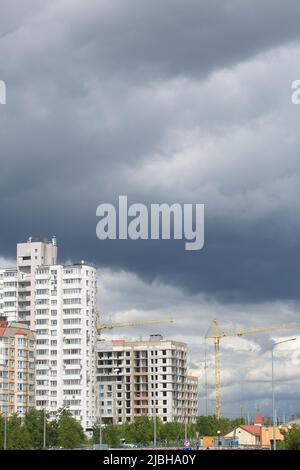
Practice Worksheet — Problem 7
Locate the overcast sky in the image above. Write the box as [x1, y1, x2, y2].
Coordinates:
[1, 0, 300, 419]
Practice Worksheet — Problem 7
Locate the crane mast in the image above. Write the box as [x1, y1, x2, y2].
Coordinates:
[206, 319, 299, 419]
[213, 320, 222, 420]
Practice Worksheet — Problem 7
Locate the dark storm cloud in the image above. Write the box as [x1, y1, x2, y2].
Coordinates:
[2, 1, 300, 83]
[1, 0, 300, 303]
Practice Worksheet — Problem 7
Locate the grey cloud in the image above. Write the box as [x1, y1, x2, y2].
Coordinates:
[96, 269, 300, 417]
[0, 4, 300, 303]
[10, 0, 300, 81]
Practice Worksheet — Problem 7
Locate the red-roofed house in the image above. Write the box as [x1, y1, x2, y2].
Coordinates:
[224, 423, 286, 448]
[224, 424, 261, 447]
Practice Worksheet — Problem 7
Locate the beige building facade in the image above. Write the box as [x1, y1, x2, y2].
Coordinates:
[0, 320, 35, 416]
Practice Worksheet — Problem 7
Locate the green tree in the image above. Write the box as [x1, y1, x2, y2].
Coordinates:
[0, 415, 5, 449]
[127, 416, 155, 446]
[283, 425, 300, 450]
[6, 414, 32, 450]
[159, 421, 184, 446]
[103, 424, 121, 447]
[47, 417, 59, 448]
[23, 409, 46, 449]
[195, 415, 245, 437]
[56, 408, 86, 449]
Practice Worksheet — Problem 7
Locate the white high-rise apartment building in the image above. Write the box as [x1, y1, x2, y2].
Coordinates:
[0, 238, 97, 430]
[0, 237, 58, 325]
[34, 263, 97, 430]
[0, 267, 18, 322]
[96, 335, 198, 425]
[17, 237, 58, 326]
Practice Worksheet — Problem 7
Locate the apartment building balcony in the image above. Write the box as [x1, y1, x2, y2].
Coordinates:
[134, 368, 148, 375]
[35, 272, 51, 279]
[134, 378, 148, 384]
[134, 392, 149, 399]
[134, 408, 149, 415]
[35, 292, 50, 299]
[17, 317, 30, 325]
[134, 365, 148, 370]
[17, 296, 30, 306]
[134, 358, 148, 364]
[35, 364, 50, 371]
[3, 289, 18, 297]
[134, 411, 148, 417]
[18, 304, 31, 312]
[134, 400, 148, 407]
[18, 272, 31, 282]
[134, 386, 148, 393]
[134, 351, 147, 357]
[36, 379, 49, 390]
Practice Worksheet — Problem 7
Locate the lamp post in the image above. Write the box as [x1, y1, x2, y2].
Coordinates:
[43, 365, 51, 449]
[43, 408, 47, 449]
[271, 338, 296, 451]
[279, 424, 292, 449]
[99, 390, 102, 449]
[4, 411, 7, 450]
[149, 346, 157, 449]
[217, 430, 221, 449]
[152, 390, 157, 448]
[112, 368, 120, 426]
[184, 417, 188, 442]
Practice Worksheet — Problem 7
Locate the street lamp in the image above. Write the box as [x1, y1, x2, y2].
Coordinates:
[149, 346, 157, 449]
[153, 396, 157, 448]
[151, 384, 157, 448]
[217, 429, 221, 449]
[4, 411, 7, 450]
[43, 365, 52, 449]
[112, 368, 121, 426]
[184, 417, 188, 442]
[279, 424, 292, 449]
[271, 338, 296, 451]
[43, 408, 47, 449]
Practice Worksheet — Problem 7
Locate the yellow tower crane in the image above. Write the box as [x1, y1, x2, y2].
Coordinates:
[96, 311, 174, 340]
[206, 319, 299, 419]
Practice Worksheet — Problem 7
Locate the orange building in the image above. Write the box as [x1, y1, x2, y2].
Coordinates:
[260, 426, 286, 448]
[203, 436, 215, 448]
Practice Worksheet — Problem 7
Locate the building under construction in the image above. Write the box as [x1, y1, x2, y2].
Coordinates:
[96, 335, 198, 425]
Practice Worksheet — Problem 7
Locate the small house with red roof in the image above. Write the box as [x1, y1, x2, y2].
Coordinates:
[224, 424, 261, 447]
[224, 412, 286, 448]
